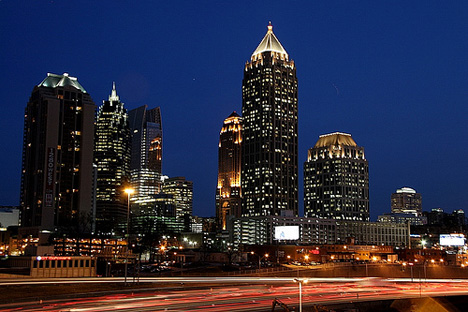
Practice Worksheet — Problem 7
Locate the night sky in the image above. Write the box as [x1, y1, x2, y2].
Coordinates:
[1, 1, 467, 220]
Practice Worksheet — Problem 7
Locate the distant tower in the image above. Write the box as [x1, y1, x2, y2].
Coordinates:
[304, 132, 369, 221]
[128, 106, 163, 199]
[94, 83, 131, 234]
[391, 187, 422, 216]
[162, 177, 193, 231]
[20, 73, 96, 235]
[216, 112, 242, 230]
[241, 23, 298, 217]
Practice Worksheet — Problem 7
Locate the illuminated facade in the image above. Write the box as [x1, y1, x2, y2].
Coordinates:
[20, 73, 96, 234]
[94, 83, 131, 234]
[162, 177, 193, 231]
[128, 106, 163, 200]
[216, 112, 242, 230]
[241, 23, 298, 217]
[391, 187, 422, 216]
[304, 132, 369, 221]
[232, 216, 407, 247]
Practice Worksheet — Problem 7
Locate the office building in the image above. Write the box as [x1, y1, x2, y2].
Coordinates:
[128, 106, 163, 200]
[232, 216, 407, 247]
[162, 177, 193, 231]
[94, 83, 131, 234]
[391, 187, 422, 216]
[241, 23, 298, 217]
[20, 73, 96, 236]
[216, 112, 243, 230]
[304, 132, 369, 221]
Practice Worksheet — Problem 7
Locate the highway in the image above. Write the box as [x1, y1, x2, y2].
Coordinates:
[2, 277, 468, 311]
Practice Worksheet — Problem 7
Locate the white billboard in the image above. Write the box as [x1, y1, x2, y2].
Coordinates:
[274, 226, 299, 240]
[440, 234, 465, 246]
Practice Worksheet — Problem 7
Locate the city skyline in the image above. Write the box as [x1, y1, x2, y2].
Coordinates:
[1, 2, 468, 220]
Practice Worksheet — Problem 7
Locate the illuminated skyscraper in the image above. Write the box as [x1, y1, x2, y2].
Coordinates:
[94, 83, 131, 234]
[128, 106, 163, 200]
[304, 132, 369, 221]
[20, 73, 96, 234]
[216, 112, 242, 230]
[241, 23, 298, 217]
[391, 187, 422, 216]
[162, 177, 193, 231]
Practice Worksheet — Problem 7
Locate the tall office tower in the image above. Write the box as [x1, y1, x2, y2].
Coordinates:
[20, 73, 96, 235]
[304, 132, 369, 221]
[216, 112, 243, 230]
[128, 106, 163, 200]
[94, 83, 131, 234]
[162, 177, 193, 231]
[391, 187, 422, 216]
[241, 23, 298, 217]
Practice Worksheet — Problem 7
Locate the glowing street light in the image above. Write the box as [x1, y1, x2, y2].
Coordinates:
[294, 278, 308, 312]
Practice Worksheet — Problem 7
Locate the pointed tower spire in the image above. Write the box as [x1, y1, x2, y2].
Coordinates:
[251, 22, 288, 60]
[109, 81, 120, 101]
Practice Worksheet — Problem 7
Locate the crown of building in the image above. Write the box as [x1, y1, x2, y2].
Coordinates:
[251, 22, 289, 60]
[314, 132, 357, 148]
[38, 73, 87, 93]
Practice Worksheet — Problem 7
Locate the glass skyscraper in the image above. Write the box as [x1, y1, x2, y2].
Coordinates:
[304, 132, 369, 221]
[94, 83, 131, 234]
[128, 105, 163, 200]
[241, 23, 298, 217]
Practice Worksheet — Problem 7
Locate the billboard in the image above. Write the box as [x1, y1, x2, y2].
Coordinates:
[274, 226, 299, 240]
[440, 234, 465, 246]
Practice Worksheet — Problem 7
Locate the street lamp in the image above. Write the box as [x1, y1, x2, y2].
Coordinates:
[124, 188, 134, 286]
[294, 278, 308, 312]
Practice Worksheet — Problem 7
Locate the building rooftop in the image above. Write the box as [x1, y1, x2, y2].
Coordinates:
[396, 187, 417, 194]
[251, 22, 288, 60]
[314, 132, 357, 148]
[38, 73, 87, 93]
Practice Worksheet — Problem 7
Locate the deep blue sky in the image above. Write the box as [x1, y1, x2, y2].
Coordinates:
[1, 1, 467, 220]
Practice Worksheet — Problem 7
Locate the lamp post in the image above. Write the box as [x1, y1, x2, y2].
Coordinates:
[409, 262, 414, 282]
[294, 278, 308, 312]
[124, 188, 134, 286]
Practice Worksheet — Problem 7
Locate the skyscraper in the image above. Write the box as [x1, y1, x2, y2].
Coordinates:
[162, 177, 193, 231]
[94, 83, 131, 234]
[128, 106, 163, 200]
[241, 23, 298, 217]
[216, 112, 242, 230]
[20, 73, 96, 235]
[304, 132, 369, 221]
[391, 187, 422, 216]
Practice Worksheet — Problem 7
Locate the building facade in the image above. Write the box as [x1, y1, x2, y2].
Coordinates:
[94, 83, 131, 234]
[304, 132, 369, 221]
[128, 105, 163, 200]
[232, 216, 407, 247]
[162, 177, 193, 231]
[391, 187, 422, 216]
[20, 73, 96, 235]
[241, 23, 298, 217]
[216, 112, 243, 230]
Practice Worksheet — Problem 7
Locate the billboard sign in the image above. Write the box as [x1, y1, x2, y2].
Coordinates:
[440, 234, 465, 246]
[274, 226, 299, 240]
